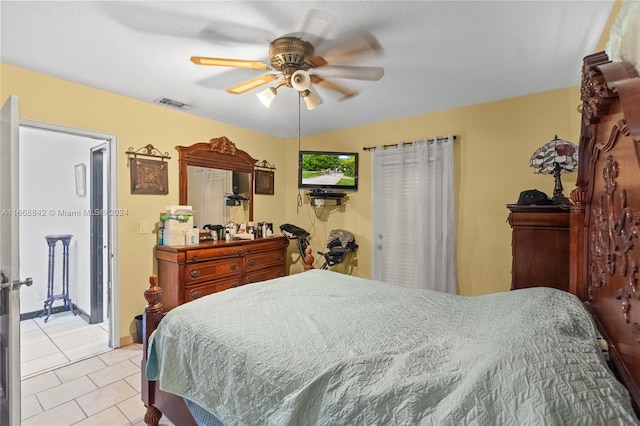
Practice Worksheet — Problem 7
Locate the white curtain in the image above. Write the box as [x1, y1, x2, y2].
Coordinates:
[372, 136, 457, 293]
[605, 0, 639, 75]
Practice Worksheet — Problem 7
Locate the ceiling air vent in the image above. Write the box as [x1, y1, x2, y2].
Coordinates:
[153, 97, 193, 111]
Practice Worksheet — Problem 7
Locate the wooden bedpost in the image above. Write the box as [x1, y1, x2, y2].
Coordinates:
[569, 189, 587, 301]
[304, 247, 315, 270]
[142, 274, 164, 426]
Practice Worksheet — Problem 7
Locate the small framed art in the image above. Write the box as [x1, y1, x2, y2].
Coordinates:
[75, 163, 86, 197]
[255, 169, 275, 195]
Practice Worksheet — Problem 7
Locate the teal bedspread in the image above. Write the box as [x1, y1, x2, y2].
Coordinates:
[146, 269, 638, 425]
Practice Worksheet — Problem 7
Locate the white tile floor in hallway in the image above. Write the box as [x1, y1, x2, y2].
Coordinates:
[20, 311, 111, 379]
[20, 343, 177, 426]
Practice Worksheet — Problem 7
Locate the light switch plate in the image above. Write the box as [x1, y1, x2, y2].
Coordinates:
[139, 220, 150, 234]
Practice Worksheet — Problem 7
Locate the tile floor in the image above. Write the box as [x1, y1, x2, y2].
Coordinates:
[19, 311, 177, 425]
[20, 343, 176, 426]
[20, 311, 111, 379]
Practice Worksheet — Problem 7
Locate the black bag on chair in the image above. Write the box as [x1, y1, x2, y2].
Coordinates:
[517, 189, 553, 206]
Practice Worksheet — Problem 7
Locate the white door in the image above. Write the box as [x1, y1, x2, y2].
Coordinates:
[0, 95, 31, 425]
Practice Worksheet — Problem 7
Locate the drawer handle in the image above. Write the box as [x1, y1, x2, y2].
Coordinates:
[276, 255, 284, 262]
[191, 254, 198, 261]
[230, 263, 239, 271]
[231, 281, 240, 288]
[191, 290, 202, 299]
[277, 271, 284, 277]
[190, 270, 201, 278]
[247, 277, 256, 283]
[247, 259, 255, 267]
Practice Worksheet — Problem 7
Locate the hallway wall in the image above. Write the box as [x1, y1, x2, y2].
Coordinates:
[19, 126, 103, 316]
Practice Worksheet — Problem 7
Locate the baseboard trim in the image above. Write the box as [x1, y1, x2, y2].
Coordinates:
[20, 304, 83, 321]
[120, 334, 134, 348]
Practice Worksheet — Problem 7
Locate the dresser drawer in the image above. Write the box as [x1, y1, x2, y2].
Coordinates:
[156, 237, 289, 311]
[184, 258, 241, 285]
[185, 246, 246, 263]
[184, 278, 240, 302]
[184, 239, 287, 263]
[245, 249, 285, 272]
[244, 265, 286, 285]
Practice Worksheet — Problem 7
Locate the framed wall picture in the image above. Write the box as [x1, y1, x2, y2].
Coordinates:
[255, 169, 275, 195]
[130, 157, 169, 195]
[75, 163, 86, 197]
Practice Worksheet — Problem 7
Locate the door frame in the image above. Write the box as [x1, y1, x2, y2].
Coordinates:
[20, 119, 119, 347]
[90, 143, 106, 325]
[1, 95, 21, 426]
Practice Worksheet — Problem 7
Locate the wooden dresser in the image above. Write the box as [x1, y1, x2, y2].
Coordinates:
[155, 236, 289, 311]
[506, 204, 570, 292]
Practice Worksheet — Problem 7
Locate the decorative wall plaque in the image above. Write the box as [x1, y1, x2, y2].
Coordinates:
[130, 158, 168, 195]
[126, 144, 171, 195]
[254, 160, 276, 195]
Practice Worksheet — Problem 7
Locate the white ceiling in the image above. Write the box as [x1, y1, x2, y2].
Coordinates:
[1, 1, 615, 139]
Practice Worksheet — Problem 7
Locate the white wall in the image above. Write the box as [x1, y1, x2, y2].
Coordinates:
[18, 126, 101, 315]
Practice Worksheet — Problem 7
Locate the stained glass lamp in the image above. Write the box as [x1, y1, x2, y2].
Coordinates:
[529, 135, 579, 206]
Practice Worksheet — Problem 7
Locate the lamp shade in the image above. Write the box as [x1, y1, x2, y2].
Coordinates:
[291, 70, 311, 91]
[529, 136, 579, 175]
[302, 90, 321, 110]
[257, 87, 277, 108]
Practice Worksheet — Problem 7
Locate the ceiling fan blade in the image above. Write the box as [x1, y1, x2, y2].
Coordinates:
[197, 25, 274, 46]
[103, 2, 273, 45]
[191, 57, 272, 70]
[311, 56, 328, 67]
[318, 31, 384, 65]
[293, 9, 336, 46]
[310, 76, 359, 102]
[226, 74, 280, 94]
[312, 66, 384, 81]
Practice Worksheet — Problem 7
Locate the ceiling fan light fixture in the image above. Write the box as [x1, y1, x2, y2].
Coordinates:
[291, 69, 311, 91]
[257, 87, 278, 108]
[302, 89, 321, 110]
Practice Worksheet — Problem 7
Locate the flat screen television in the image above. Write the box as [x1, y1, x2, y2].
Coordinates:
[298, 150, 359, 192]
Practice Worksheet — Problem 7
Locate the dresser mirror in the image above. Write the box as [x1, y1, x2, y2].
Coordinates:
[177, 136, 256, 229]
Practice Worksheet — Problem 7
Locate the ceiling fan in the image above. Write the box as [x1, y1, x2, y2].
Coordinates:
[190, 25, 385, 110]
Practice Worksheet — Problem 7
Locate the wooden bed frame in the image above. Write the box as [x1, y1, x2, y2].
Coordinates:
[568, 52, 640, 413]
[140, 53, 640, 425]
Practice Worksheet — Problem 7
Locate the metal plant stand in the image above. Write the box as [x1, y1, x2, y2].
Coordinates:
[39, 234, 76, 322]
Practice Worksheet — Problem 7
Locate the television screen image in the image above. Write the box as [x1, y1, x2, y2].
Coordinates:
[298, 151, 358, 191]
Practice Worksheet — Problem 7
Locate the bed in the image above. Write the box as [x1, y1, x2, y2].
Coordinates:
[140, 52, 640, 425]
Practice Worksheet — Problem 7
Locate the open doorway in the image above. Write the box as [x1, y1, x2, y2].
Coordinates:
[17, 122, 118, 379]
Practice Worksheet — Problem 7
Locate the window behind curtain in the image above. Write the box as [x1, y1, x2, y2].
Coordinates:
[371, 137, 457, 293]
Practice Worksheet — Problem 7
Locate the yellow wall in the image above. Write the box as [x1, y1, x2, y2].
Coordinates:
[1, 63, 289, 343]
[0, 12, 604, 341]
[283, 0, 621, 290]
[287, 86, 582, 296]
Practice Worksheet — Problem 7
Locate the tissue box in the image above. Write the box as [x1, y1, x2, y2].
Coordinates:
[160, 212, 194, 230]
[167, 205, 192, 214]
[164, 216, 194, 230]
[163, 229, 186, 246]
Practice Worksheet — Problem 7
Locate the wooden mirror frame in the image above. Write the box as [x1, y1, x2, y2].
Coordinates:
[176, 136, 257, 221]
